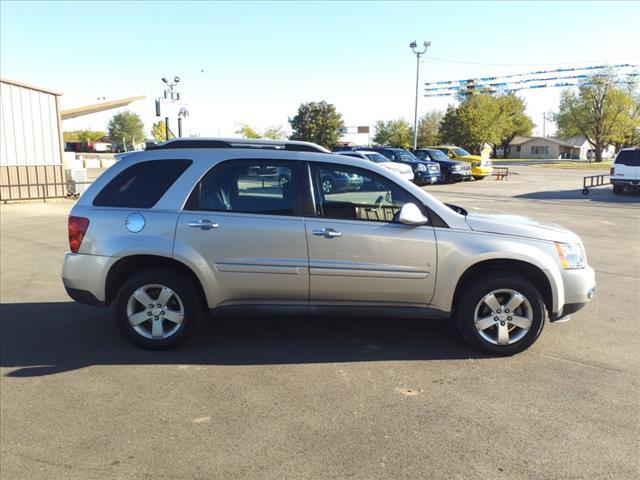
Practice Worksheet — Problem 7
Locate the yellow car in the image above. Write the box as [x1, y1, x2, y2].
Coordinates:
[430, 146, 493, 180]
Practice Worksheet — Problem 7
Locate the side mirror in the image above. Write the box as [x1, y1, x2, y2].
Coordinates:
[398, 203, 429, 226]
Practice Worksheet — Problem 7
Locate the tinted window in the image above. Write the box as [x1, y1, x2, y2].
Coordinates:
[453, 147, 471, 156]
[93, 159, 191, 208]
[426, 149, 449, 161]
[398, 150, 418, 162]
[312, 164, 410, 222]
[187, 160, 295, 216]
[377, 150, 395, 161]
[615, 150, 640, 166]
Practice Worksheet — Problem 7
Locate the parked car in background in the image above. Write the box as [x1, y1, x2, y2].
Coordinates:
[610, 147, 640, 194]
[413, 148, 471, 183]
[335, 150, 414, 183]
[62, 137, 596, 355]
[430, 145, 493, 180]
[358, 146, 441, 185]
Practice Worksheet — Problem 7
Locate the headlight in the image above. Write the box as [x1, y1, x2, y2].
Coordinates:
[555, 243, 586, 269]
[415, 163, 427, 172]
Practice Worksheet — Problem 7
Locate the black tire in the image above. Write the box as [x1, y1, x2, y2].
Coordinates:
[473, 175, 485, 181]
[115, 267, 204, 349]
[455, 272, 545, 355]
[613, 185, 624, 195]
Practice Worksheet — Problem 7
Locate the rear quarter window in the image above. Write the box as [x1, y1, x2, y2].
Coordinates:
[614, 150, 640, 166]
[93, 159, 192, 208]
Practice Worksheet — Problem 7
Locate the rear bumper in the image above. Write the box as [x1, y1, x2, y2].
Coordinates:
[610, 178, 640, 186]
[62, 252, 115, 306]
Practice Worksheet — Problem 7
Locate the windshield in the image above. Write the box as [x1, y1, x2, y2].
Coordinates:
[364, 153, 390, 164]
[398, 150, 419, 162]
[453, 147, 471, 156]
[426, 149, 449, 161]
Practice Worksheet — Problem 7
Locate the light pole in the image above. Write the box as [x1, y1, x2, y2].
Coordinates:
[410, 40, 430, 150]
[159, 76, 181, 140]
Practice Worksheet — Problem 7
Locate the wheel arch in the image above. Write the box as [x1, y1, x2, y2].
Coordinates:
[105, 254, 207, 308]
[451, 258, 555, 318]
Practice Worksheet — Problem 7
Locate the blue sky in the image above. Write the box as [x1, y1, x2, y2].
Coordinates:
[2, 1, 639, 139]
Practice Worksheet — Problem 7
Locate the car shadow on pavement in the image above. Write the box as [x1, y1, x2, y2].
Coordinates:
[0, 302, 485, 377]
[514, 188, 640, 203]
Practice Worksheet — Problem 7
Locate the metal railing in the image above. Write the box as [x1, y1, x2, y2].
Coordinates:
[493, 167, 509, 180]
[1, 181, 94, 203]
[582, 174, 609, 195]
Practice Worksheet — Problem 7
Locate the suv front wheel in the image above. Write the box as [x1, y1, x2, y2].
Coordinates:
[456, 273, 545, 355]
[115, 267, 204, 349]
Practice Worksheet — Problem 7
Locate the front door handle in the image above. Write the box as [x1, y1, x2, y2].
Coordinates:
[188, 219, 219, 230]
[312, 228, 342, 238]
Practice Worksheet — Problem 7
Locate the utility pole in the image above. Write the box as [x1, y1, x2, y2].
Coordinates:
[410, 40, 431, 150]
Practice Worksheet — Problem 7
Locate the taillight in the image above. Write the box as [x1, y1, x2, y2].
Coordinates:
[68, 216, 89, 253]
[610, 167, 615, 175]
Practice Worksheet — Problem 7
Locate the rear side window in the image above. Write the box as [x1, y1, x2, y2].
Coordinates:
[93, 159, 192, 208]
[615, 150, 640, 166]
[185, 160, 297, 216]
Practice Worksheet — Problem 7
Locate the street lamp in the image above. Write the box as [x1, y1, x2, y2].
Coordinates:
[159, 75, 182, 140]
[410, 40, 431, 150]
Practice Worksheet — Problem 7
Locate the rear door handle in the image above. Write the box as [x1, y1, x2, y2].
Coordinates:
[312, 228, 342, 238]
[188, 219, 219, 230]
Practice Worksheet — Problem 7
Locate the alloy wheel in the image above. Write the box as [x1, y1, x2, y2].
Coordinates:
[126, 284, 185, 340]
[473, 289, 533, 346]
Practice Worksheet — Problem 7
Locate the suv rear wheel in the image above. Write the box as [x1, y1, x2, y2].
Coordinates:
[115, 267, 204, 349]
[456, 273, 545, 355]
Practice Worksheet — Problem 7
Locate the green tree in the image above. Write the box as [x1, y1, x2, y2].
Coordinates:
[236, 123, 262, 139]
[416, 111, 443, 148]
[262, 125, 287, 140]
[151, 121, 174, 141]
[372, 119, 413, 148]
[555, 73, 640, 161]
[289, 101, 344, 148]
[63, 129, 106, 143]
[108, 110, 145, 148]
[496, 94, 533, 158]
[440, 95, 502, 153]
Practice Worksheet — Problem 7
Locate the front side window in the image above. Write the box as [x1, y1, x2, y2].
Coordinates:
[187, 160, 296, 216]
[93, 159, 192, 208]
[426, 149, 449, 161]
[311, 163, 410, 222]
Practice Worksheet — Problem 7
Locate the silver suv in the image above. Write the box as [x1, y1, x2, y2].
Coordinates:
[62, 138, 596, 354]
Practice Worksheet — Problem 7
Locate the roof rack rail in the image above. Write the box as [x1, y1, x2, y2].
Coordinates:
[145, 138, 328, 153]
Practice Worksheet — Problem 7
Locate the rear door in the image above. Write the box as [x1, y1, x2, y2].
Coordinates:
[305, 162, 437, 306]
[174, 159, 309, 306]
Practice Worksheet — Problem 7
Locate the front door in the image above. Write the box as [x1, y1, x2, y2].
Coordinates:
[175, 159, 308, 306]
[305, 162, 437, 306]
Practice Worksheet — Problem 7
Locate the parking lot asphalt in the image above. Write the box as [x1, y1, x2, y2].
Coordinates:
[1, 166, 639, 480]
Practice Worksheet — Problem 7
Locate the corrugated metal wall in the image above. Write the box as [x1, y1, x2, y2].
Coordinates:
[0, 81, 62, 167]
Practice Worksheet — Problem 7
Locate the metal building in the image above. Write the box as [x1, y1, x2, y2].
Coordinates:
[0, 77, 65, 200]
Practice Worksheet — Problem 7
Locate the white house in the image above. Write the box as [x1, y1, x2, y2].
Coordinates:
[508, 135, 615, 160]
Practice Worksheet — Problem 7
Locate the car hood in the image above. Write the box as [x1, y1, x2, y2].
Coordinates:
[382, 162, 411, 172]
[462, 154, 483, 162]
[465, 211, 581, 243]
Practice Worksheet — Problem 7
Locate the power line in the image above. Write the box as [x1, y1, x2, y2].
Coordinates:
[424, 55, 640, 67]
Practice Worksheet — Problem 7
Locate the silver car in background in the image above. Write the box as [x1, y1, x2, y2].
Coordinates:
[62, 138, 595, 354]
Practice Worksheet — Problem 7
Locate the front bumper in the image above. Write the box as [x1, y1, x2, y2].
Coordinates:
[450, 170, 472, 181]
[471, 166, 493, 177]
[62, 252, 116, 306]
[414, 172, 441, 185]
[550, 265, 596, 321]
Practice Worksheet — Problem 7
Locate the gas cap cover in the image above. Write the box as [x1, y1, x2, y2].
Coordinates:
[125, 213, 145, 233]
